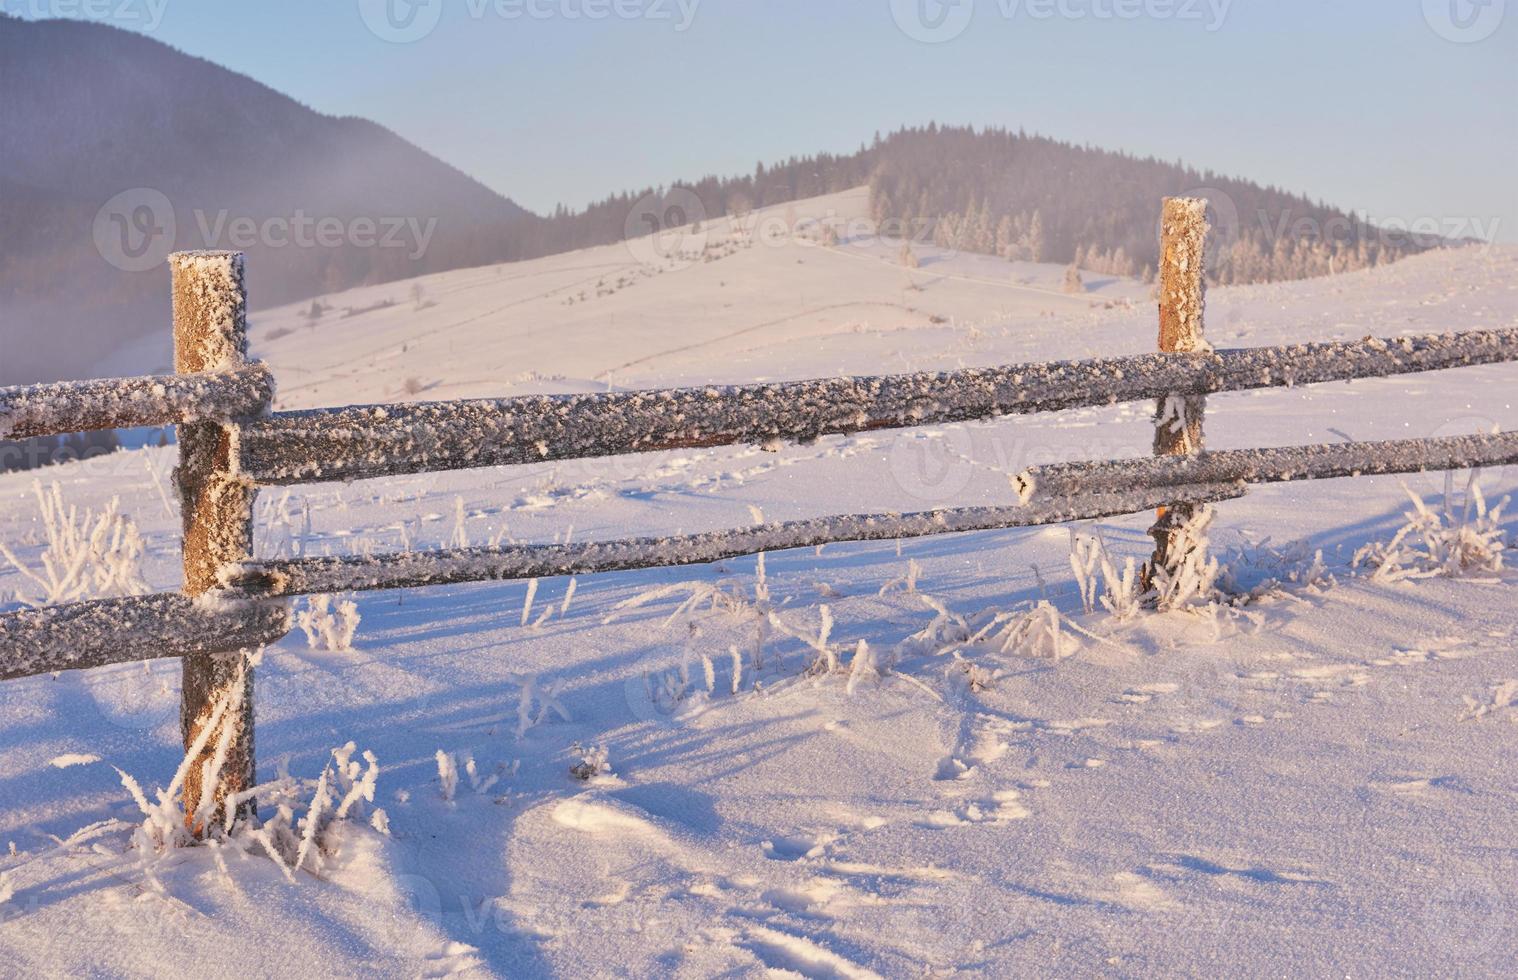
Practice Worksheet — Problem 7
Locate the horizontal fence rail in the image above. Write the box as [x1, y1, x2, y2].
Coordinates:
[0, 593, 291, 682]
[237, 328, 1518, 485]
[1015, 431, 1518, 503]
[218, 428, 1518, 602]
[216, 485, 1247, 600]
[0, 364, 273, 440]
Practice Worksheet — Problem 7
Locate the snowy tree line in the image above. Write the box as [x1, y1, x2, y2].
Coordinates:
[864, 125, 1445, 284]
[522, 124, 1447, 286]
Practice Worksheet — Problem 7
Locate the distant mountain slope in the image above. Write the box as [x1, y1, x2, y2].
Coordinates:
[0, 14, 1448, 387]
[864, 125, 1446, 283]
[530, 126, 1446, 288]
[0, 14, 532, 384]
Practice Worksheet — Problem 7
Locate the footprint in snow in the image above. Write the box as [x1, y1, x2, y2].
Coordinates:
[918, 789, 1029, 828]
[932, 756, 973, 782]
[738, 924, 883, 980]
[1365, 774, 1473, 799]
[418, 942, 485, 978]
[1114, 683, 1180, 705]
[762, 832, 835, 862]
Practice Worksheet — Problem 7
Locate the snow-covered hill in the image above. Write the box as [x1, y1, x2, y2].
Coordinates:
[3, 193, 1517, 977]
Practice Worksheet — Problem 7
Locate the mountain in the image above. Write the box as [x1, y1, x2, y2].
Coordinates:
[0, 14, 532, 385]
[1, 13, 1447, 388]
[530, 126, 1445, 288]
[862, 125, 1445, 284]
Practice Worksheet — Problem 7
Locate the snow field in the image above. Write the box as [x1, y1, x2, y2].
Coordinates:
[2, 193, 1516, 976]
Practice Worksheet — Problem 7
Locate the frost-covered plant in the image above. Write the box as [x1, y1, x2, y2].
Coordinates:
[113, 666, 386, 885]
[1147, 507, 1222, 612]
[771, 604, 840, 676]
[1069, 530, 1143, 622]
[1071, 533, 1102, 614]
[260, 489, 310, 559]
[228, 743, 386, 882]
[609, 554, 775, 671]
[435, 750, 459, 803]
[513, 674, 571, 738]
[433, 750, 504, 802]
[728, 645, 744, 695]
[878, 559, 924, 596]
[0, 481, 147, 607]
[521, 577, 544, 627]
[970, 601, 1075, 660]
[897, 594, 973, 658]
[846, 640, 878, 694]
[296, 594, 361, 651]
[701, 651, 717, 694]
[959, 663, 996, 693]
[450, 497, 470, 549]
[569, 743, 612, 781]
[643, 658, 694, 714]
[1100, 556, 1144, 621]
[1217, 537, 1336, 604]
[463, 754, 500, 795]
[1354, 478, 1508, 581]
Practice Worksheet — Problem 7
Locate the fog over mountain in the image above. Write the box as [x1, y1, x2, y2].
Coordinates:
[0, 14, 532, 385]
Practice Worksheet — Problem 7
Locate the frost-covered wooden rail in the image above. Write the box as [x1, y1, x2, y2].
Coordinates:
[0, 364, 273, 441]
[4, 201, 1518, 831]
[236, 327, 1518, 485]
[220, 484, 1247, 599]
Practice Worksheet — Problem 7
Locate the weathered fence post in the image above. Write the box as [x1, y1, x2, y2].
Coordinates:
[171, 250, 260, 833]
[1144, 198, 1210, 594]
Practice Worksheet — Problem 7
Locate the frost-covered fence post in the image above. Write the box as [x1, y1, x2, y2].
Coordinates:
[1144, 198, 1210, 595]
[172, 251, 260, 834]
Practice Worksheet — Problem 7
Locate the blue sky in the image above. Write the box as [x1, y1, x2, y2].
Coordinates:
[15, 0, 1517, 239]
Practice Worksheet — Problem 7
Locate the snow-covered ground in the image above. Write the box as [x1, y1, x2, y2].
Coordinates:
[3, 189, 1516, 977]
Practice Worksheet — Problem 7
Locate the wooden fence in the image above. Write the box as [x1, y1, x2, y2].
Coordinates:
[3, 199, 1518, 829]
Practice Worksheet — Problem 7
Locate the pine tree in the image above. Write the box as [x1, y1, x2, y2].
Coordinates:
[995, 213, 1015, 258]
[1028, 210, 1047, 263]
[1063, 263, 1085, 295]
